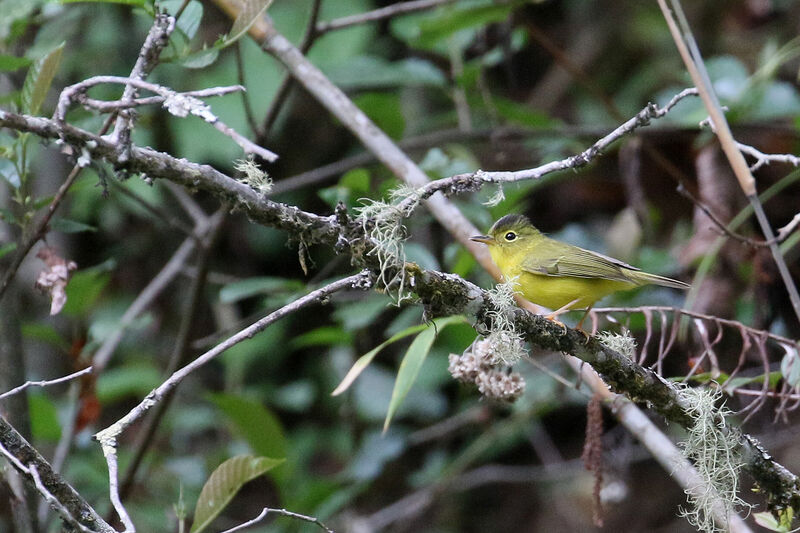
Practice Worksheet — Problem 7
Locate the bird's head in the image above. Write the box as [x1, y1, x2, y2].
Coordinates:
[470, 214, 541, 249]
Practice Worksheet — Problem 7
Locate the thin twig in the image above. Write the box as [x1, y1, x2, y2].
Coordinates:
[220, 507, 334, 533]
[94, 272, 373, 530]
[0, 418, 116, 533]
[0, 368, 92, 401]
[659, 0, 800, 326]
[315, 0, 457, 34]
[55, 76, 278, 162]
[117, 209, 226, 503]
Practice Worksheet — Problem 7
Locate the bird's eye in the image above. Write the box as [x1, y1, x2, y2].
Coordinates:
[504, 231, 517, 241]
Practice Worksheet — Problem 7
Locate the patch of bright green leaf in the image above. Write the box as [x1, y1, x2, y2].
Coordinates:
[29, 392, 61, 442]
[96, 363, 161, 404]
[353, 92, 405, 139]
[190, 455, 284, 533]
[208, 393, 287, 460]
[62, 261, 115, 317]
[291, 326, 353, 349]
[0, 242, 17, 259]
[492, 96, 559, 128]
[21, 322, 69, 351]
[0, 54, 31, 71]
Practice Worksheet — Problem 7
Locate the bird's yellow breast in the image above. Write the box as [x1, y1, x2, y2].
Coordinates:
[488, 243, 632, 310]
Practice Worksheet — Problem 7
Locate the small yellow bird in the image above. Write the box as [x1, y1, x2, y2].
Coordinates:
[471, 214, 689, 322]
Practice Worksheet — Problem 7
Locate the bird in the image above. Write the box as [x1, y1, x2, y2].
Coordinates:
[471, 214, 690, 327]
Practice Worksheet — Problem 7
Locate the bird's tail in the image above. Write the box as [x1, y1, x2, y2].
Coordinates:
[632, 271, 690, 290]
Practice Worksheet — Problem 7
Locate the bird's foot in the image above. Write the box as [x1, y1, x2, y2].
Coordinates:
[544, 299, 581, 335]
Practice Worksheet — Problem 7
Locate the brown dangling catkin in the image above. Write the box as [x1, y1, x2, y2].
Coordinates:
[582, 392, 605, 527]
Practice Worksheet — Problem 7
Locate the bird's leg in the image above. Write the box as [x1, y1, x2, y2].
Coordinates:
[544, 298, 581, 334]
[575, 307, 593, 341]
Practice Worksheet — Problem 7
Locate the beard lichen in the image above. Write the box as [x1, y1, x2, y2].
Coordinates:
[677, 385, 750, 532]
[355, 185, 421, 305]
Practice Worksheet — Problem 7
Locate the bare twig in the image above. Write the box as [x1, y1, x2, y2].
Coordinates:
[315, 0, 457, 34]
[396, 88, 700, 211]
[55, 76, 278, 162]
[94, 272, 373, 530]
[737, 141, 800, 172]
[0, 368, 92, 401]
[658, 0, 800, 326]
[220, 507, 334, 533]
[117, 209, 226, 502]
[110, 13, 175, 160]
[0, 417, 115, 533]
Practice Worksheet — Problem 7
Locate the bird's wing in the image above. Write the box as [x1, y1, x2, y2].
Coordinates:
[521, 241, 640, 282]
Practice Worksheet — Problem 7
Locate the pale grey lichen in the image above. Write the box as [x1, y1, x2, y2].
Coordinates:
[676, 385, 750, 532]
[355, 185, 421, 304]
[234, 156, 272, 194]
[596, 330, 637, 359]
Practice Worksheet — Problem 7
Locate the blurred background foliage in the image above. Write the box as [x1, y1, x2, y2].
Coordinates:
[2, 0, 800, 531]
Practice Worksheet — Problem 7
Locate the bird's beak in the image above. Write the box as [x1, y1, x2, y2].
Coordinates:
[470, 235, 493, 245]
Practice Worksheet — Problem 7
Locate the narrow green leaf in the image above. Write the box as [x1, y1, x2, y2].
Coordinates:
[383, 316, 466, 431]
[21, 42, 64, 116]
[190, 455, 284, 533]
[332, 323, 430, 396]
[0, 55, 31, 72]
[225, 0, 274, 46]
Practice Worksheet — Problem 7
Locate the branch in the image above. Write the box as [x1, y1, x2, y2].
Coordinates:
[0, 367, 92, 401]
[54, 76, 278, 162]
[0, 416, 115, 532]
[220, 507, 333, 533]
[315, 0, 457, 34]
[93, 271, 373, 530]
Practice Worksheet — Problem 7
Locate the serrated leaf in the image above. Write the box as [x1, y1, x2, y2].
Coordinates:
[226, 0, 274, 46]
[21, 42, 64, 116]
[191, 455, 284, 533]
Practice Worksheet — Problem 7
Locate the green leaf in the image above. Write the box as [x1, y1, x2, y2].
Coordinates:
[209, 393, 286, 459]
[0, 55, 31, 72]
[21, 322, 70, 351]
[21, 42, 64, 116]
[225, 0, 275, 46]
[29, 393, 61, 442]
[179, 46, 219, 69]
[492, 96, 558, 128]
[353, 92, 405, 139]
[0, 242, 17, 259]
[290, 326, 353, 349]
[332, 324, 428, 396]
[383, 326, 435, 431]
[394, 2, 515, 49]
[50, 217, 97, 233]
[190, 455, 284, 533]
[219, 276, 303, 303]
[332, 316, 466, 398]
[62, 261, 114, 317]
[96, 364, 161, 404]
[175, 0, 203, 40]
